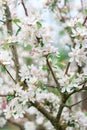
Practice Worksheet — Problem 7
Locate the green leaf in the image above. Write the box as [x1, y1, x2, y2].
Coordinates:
[48, 53, 59, 60]
[42, 65, 48, 71]
[69, 73, 77, 83]
[15, 27, 21, 36]
[67, 97, 71, 105]
[68, 117, 75, 127]
[24, 45, 32, 51]
[77, 22, 83, 28]
[50, 4, 56, 11]
[52, 88, 59, 96]
[85, 112, 87, 116]
[3, 42, 16, 49]
[85, 9, 87, 14]
[59, 30, 65, 36]
[1, 66, 6, 73]
[36, 21, 42, 29]
[64, 0, 68, 4]
[40, 40, 44, 47]
[13, 18, 21, 23]
[57, 61, 66, 68]
[58, 49, 69, 61]
[67, 27, 72, 34]
[38, 80, 43, 87]
[68, 123, 75, 127]
[7, 95, 14, 102]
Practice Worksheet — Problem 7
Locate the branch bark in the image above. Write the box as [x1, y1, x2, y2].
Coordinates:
[3, 2, 20, 82]
[1, 63, 16, 84]
[30, 101, 55, 124]
[8, 120, 24, 130]
[70, 96, 87, 108]
[21, 0, 28, 16]
[46, 57, 61, 89]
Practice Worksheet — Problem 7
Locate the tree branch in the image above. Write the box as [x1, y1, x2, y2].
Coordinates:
[83, 16, 87, 26]
[3, 3, 20, 82]
[56, 97, 67, 122]
[30, 101, 55, 124]
[65, 62, 70, 75]
[0, 94, 7, 97]
[46, 57, 60, 89]
[1, 63, 16, 84]
[68, 96, 87, 108]
[21, 0, 28, 16]
[8, 120, 24, 130]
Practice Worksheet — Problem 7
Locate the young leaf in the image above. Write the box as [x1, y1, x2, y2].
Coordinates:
[15, 27, 21, 36]
[36, 21, 42, 29]
[13, 18, 21, 24]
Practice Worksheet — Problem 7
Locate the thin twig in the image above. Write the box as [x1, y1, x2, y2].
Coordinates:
[21, 0, 28, 16]
[1, 63, 16, 84]
[83, 16, 87, 26]
[46, 57, 60, 88]
[79, 79, 87, 86]
[67, 85, 87, 100]
[4, 3, 20, 82]
[0, 94, 7, 97]
[65, 62, 70, 75]
[70, 96, 87, 108]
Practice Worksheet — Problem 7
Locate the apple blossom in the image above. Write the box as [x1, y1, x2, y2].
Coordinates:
[0, 0, 87, 130]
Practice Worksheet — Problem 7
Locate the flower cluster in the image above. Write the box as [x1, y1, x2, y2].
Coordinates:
[0, 0, 87, 130]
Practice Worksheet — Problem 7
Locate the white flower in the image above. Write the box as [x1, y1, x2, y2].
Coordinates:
[19, 65, 30, 82]
[61, 86, 71, 93]
[36, 116, 44, 125]
[68, 46, 87, 66]
[71, 27, 87, 37]
[66, 18, 77, 27]
[4, 105, 14, 119]
[73, 111, 87, 127]
[29, 76, 38, 85]
[0, 49, 12, 65]
[24, 121, 36, 130]
[58, 75, 69, 87]
[0, 117, 6, 128]
[12, 104, 27, 119]
[42, 43, 58, 56]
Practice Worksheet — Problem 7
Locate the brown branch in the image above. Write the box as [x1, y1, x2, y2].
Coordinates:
[10, 45, 20, 81]
[0, 94, 7, 97]
[30, 101, 55, 124]
[46, 57, 60, 89]
[69, 97, 87, 108]
[80, 0, 84, 12]
[21, 0, 28, 16]
[1, 63, 16, 84]
[56, 98, 67, 123]
[83, 16, 87, 26]
[8, 120, 24, 130]
[3, 3, 20, 82]
[56, 104, 64, 122]
[66, 84, 87, 101]
[79, 80, 87, 86]
[65, 62, 70, 75]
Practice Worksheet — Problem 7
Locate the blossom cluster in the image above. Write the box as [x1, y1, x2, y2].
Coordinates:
[0, 0, 87, 130]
